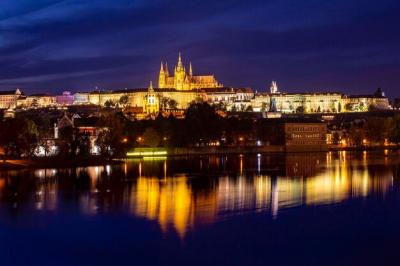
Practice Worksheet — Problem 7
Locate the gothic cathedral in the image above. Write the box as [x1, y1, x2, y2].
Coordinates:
[158, 53, 223, 91]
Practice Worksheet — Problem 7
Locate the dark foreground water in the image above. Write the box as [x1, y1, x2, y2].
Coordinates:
[1, 151, 400, 265]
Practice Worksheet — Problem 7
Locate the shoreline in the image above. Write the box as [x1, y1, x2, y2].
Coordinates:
[1, 145, 399, 171]
[0, 157, 123, 171]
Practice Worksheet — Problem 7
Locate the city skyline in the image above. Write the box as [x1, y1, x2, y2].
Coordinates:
[0, 1, 399, 96]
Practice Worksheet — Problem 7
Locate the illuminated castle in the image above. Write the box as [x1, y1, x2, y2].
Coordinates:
[158, 53, 223, 90]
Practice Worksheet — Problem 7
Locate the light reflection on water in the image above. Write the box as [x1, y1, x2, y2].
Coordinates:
[0, 151, 397, 238]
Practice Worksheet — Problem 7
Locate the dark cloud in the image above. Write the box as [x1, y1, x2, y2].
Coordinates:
[0, 0, 399, 97]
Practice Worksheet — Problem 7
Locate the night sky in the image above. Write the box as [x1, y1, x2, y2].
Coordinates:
[0, 0, 399, 97]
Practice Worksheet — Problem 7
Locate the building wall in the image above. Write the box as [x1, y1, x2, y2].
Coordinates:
[56, 91, 75, 106]
[87, 92, 124, 106]
[252, 92, 388, 114]
[284, 123, 327, 146]
[74, 93, 90, 105]
[0, 89, 22, 109]
[26, 96, 56, 107]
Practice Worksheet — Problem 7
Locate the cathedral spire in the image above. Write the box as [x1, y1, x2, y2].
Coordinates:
[165, 62, 169, 76]
[177, 52, 183, 70]
[148, 81, 154, 92]
[189, 62, 193, 76]
[160, 62, 164, 74]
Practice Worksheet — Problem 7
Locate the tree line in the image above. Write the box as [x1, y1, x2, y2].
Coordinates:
[1, 103, 400, 160]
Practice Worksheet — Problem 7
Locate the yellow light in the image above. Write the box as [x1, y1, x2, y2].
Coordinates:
[127, 150, 168, 157]
[239, 137, 244, 141]
[122, 138, 128, 143]
[384, 138, 389, 146]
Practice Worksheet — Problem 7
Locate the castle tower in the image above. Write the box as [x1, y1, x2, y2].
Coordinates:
[165, 62, 169, 77]
[189, 62, 193, 76]
[157, 53, 223, 91]
[174, 52, 186, 91]
[270, 81, 279, 94]
[158, 62, 166, 88]
[144, 81, 159, 115]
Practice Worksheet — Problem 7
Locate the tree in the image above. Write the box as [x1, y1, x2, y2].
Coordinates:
[142, 127, 161, 147]
[160, 97, 169, 110]
[261, 102, 267, 112]
[365, 117, 390, 144]
[184, 102, 222, 145]
[104, 100, 115, 108]
[296, 106, 305, 114]
[245, 105, 253, 112]
[31, 98, 39, 108]
[332, 132, 340, 144]
[349, 123, 365, 146]
[74, 133, 91, 157]
[345, 103, 353, 112]
[119, 95, 129, 108]
[214, 102, 227, 112]
[167, 99, 178, 109]
[390, 114, 400, 143]
[95, 112, 125, 157]
[0, 117, 39, 158]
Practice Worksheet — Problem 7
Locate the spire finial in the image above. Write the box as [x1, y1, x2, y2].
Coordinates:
[160, 62, 164, 73]
[165, 62, 169, 76]
[149, 81, 154, 92]
[177, 52, 183, 69]
[189, 62, 193, 76]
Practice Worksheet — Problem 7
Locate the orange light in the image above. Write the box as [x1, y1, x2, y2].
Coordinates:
[384, 138, 389, 146]
[341, 139, 346, 146]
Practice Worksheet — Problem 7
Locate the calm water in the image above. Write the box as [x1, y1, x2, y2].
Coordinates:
[1, 151, 400, 265]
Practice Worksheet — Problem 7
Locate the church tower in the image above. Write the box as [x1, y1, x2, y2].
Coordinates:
[157, 52, 222, 90]
[144, 81, 159, 115]
[270, 81, 279, 94]
[158, 62, 166, 88]
[174, 52, 186, 91]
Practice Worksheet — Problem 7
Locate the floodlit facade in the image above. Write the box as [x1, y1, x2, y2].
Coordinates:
[252, 92, 343, 113]
[0, 89, 22, 109]
[158, 53, 223, 91]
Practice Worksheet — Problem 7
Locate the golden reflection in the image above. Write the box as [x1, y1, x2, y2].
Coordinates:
[131, 175, 210, 238]
[0, 151, 395, 239]
[126, 152, 395, 237]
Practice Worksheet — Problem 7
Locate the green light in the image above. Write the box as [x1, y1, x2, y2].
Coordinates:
[126, 149, 167, 157]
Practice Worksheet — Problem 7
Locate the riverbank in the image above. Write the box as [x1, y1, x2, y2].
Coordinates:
[0, 157, 123, 171]
[2, 145, 400, 171]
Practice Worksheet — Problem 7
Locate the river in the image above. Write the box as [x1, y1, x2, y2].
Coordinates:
[0, 151, 399, 265]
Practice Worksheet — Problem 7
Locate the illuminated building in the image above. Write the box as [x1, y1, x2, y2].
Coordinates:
[158, 53, 223, 90]
[56, 91, 75, 106]
[0, 89, 22, 109]
[341, 88, 390, 112]
[17, 94, 56, 108]
[0, 65, 391, 117]
[252, 86, 390, 114]
[284, 120, 328, 151]
[252, 92, 343, 113]
[143, 82, 160, 115]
